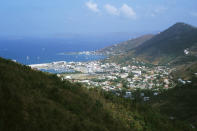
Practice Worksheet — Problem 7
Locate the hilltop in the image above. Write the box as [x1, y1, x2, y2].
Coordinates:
[135, 22, 197, 65]
[104, 22, 197, 65]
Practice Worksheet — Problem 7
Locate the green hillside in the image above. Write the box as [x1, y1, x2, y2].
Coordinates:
[151, 83, 197, 128]
[99, 35, 154, 55]
[0, 57, 193, 131]
[104, 22, 197, 65]
[148, 64, 197, 128]
[172, 62, 197, 81]
[134, 22, 197, 65]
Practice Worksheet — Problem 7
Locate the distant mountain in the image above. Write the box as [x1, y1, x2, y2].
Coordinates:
[99, 34, 154, 55]
[134, 22, 197, 65]
[105, 22, 197, 65]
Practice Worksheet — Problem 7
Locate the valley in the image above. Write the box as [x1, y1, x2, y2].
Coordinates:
[1, 0, 197, 130]
[1, 22, 197, 131]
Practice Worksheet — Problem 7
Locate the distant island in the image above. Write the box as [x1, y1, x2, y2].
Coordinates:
[58, 51, 103, 56]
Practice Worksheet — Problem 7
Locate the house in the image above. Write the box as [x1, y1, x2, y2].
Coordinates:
[184, 49, 189, 55]
[12, 59, 17, 63]
[132, 70, 142, 75]
[187, 81, 192, 84]
[122, 67, 128, 71]
[116, 93, 120, 96]
[65, 76, 72, 79]
[164, 79, 169, 85]
[149, 83, 154, 89]
[164, 84, 169, 88]
[178, 78, 186, 84]
[120, 73, 128, 78]
[154, 92, 159, 96]
[129, 84, 135, 88]
[109, 86, 115, 90]
[107, 76, 116, 80]
[127, 78, 132, 82]
[144, 97, 150, 101]
[124, 92, 132, 98]
[56, 74, 61, 77]
[140, 93, 144, 97]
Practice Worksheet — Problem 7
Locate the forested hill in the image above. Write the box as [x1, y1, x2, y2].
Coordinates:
[0, 57, 192, 131]
[134, 22, 197, 64]
[104, 22, 197, 65]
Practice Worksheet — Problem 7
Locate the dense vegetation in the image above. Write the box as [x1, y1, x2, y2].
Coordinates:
[126, 82, 197, 130]
[151, 83, 197, 128]
[159, 63, 197, 127]
[0, 57, 194, 131]
[172, 62, 197, 81]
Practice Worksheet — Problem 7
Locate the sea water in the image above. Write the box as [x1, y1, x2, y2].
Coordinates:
[0, 38, 108, 65]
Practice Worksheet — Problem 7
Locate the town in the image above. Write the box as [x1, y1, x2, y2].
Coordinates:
[29, 58, 177, 100]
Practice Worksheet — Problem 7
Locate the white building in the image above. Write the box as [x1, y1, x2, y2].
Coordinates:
[65, 76, 72, 79]
[124, 92, 132, 98]
[144, 97, 150, 101]
[132, 70, 142, 75]
[178, 78, 186, 84]
[140, 93, 144, 97]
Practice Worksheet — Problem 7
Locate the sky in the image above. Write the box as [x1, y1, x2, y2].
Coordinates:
[0, 0, 197, 37]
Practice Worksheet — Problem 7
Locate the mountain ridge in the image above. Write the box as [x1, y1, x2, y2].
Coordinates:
[104, 22, 197, 65]
[99, 34, 154, 55]
[134, 22, 197, 65]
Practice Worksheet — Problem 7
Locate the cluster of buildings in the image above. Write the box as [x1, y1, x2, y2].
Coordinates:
[30, 59, 175, 94]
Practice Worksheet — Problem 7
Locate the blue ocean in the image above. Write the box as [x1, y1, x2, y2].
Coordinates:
[0, 33, 136, 65]
[0, 35, 130, 65]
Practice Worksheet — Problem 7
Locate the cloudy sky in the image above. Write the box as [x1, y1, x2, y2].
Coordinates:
[0, 0, 197, 37]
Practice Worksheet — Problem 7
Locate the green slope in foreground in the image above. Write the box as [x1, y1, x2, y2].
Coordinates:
[0, 57, 193, 131]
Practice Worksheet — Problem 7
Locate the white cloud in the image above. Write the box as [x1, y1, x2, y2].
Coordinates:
[104, 4, 119, 16]
[85, 1, 99, 13]
[85, 2, 137, 19]
[120, 4, 136, 19]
